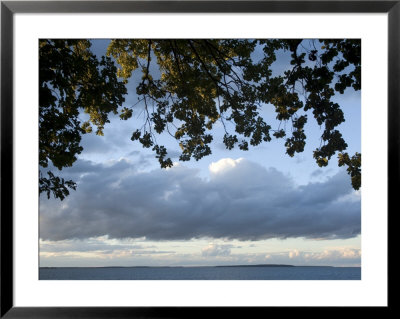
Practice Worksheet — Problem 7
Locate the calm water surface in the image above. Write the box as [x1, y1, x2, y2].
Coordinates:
[39, 266, 361, 280]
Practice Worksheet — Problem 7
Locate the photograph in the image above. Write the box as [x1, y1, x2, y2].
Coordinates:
[38, 38, 362, 280]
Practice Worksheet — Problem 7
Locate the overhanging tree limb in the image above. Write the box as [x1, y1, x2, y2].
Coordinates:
[39, 38, 362, 201]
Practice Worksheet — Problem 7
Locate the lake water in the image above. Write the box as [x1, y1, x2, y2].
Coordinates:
[39, 266, 361, 280]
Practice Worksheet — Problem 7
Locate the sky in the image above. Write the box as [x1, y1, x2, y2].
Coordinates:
[39, 39, 361, 268]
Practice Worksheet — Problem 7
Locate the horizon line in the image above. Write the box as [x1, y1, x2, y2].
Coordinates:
[39, 263, 361, 269]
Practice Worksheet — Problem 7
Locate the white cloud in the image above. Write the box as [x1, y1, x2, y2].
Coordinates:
[289, 250, 300, 259]
[209, 158, 244, 176]
[39, 237, 361, 267]
[286, 248, 361, 266]
[201, 244, 232, 257]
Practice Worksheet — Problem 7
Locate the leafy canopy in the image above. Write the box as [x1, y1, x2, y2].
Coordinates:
[39, 39, 361, 200]
[39, 39, 126, 200]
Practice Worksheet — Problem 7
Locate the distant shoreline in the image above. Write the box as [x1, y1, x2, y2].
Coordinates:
[39, 264, 349, 269]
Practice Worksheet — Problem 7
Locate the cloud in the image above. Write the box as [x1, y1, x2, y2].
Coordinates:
[40, 157, 360, 242]
[39, 237, 157, 253]
[311, 169, 324, 178]
[40, 241, 361, 267]
[267, 248, 361, 266]
[39, 236, 176, 267]
[201, 244, 232, 257]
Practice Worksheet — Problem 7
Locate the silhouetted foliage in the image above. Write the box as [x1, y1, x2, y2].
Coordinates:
[39, 39, 361, 200]
[39, 39, 126, 199]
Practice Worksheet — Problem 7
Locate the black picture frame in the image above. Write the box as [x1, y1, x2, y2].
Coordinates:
[1, 0, 395, 317]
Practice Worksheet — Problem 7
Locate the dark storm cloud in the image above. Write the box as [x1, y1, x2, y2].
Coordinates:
[40, 158, 360, 241]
